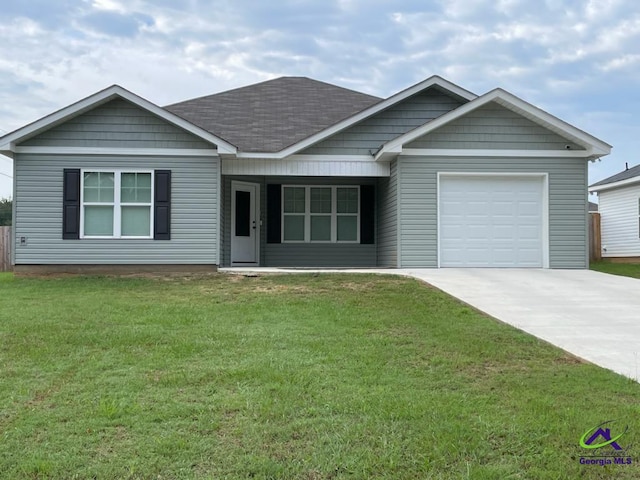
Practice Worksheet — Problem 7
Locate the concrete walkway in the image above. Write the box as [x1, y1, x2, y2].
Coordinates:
[221, 267, 640, 380]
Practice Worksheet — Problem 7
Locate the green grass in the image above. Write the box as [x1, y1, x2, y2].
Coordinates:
[0, 272, 639, 479]
[590, 261, 640, 279]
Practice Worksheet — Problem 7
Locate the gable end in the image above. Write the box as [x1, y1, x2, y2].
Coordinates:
[18, 99, 214, 150]
[406, 102, 585, 151]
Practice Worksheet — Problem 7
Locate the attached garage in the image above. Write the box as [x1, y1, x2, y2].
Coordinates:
[438, 174, 548, 268]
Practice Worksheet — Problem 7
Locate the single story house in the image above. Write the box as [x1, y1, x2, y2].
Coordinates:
[0, 76, 611, 272]
[589, 164, 640, 260]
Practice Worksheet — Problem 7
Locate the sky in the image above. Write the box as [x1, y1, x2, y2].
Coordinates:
[0, 0, 639, 200]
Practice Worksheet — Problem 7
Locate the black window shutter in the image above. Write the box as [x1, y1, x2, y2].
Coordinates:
[154, 170, 171, 240]
[266, 184, 281, 243]
[360, 185, 375, 244]
[62, 169, 80, 239]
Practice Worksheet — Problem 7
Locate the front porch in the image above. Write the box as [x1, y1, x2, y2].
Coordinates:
[221, 175, 395, 268]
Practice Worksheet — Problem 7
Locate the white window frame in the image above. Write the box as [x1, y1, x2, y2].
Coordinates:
[80, 169, 154, 239]
[281, 185, 360, 243]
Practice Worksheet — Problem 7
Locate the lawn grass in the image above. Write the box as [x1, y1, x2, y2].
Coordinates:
[590, 261, 640, 279]
[0, 271, 639, 479]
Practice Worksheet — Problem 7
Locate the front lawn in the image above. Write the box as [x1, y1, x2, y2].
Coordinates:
[590, 261, 640, 279]
[0, 272, 638, 479]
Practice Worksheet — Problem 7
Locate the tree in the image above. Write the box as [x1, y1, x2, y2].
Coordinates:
[0, 198, 11, 226]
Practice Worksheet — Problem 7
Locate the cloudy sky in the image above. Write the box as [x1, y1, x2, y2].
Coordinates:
[1, 0, 639, 199]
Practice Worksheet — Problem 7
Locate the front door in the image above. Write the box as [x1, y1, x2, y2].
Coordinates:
[231, 181, 260, 265]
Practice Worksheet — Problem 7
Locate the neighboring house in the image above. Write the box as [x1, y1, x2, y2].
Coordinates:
[589, 164, 640, 259]
[0, 76, 611, 272]
[588, 201, 598, 212]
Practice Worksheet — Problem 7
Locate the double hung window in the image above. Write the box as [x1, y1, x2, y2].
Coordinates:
[81, 171, 153, 238]
[282, 186, 359, 243]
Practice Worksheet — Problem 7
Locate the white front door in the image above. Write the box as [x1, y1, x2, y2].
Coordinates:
[231, 181, 260, 265]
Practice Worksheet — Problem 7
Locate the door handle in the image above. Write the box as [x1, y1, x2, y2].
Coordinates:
[252, 220, 256, 230]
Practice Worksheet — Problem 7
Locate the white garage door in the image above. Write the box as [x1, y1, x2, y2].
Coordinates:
[439, 175, 544, 267]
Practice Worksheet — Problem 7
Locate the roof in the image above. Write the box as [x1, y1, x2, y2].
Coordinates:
[589, 164, 640, 191]
[375, 88, 612, 161]
[164, 77, 382, 153]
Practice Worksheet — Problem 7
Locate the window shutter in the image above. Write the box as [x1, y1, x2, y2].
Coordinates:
[360, 185, 375, 244]
[154, 170, 171, 240]
[62, 169, 80, 239]
[266, 184, 281, 243]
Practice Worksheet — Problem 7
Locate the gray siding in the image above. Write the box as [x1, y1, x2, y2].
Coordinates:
[15, 154, 219, 264]
[406, 103, 584, 150]
[20, 99, 213, 149]
[221, 175, 378, 267]
[301, 89, 464, 155]
[397, 156, 588, 268]
[376, 159, 397, 267]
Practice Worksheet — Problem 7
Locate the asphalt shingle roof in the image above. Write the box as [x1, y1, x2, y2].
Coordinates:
[164, 77, 382, 153]
[590, 163, 640, 187]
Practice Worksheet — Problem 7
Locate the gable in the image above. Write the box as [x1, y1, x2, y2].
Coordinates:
[300, 88, 465, 156]
[406, 102, 585, 151]
[19, 98, 214, 150]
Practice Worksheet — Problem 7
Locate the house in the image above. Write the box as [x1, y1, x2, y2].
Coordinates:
[588, 201, 598, 212]
[589, 164, 640, 260]
[0, 76, 611, 272]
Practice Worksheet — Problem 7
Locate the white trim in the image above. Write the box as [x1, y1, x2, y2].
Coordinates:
[230, 181, 260, 266]
[222, 157, 389, 177]
[0, 85, 237, 154]
[271, 76, 477, 158]
[14, 146, 219, 157]
[281, 185, 360, 244]
[80, 169, 154, 239]
[401, 148, 593, 158]
[395, 159, 402, 268]
[236, 153, 375, 162]
[376, 89, 611, 162]
[589, 175, 640, 193]
[436, 172, 550, 268]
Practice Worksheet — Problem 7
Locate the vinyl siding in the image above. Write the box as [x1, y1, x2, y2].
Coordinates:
[377, 159, 397, 267]
[406, 103, 585, 150]
[20, 99, 213, 149]
[301, 89, 464, 155]
[221, 175, 378, 267]
[14, 154, 219, 264]
[398, 156, 588, 268]
[598, 184, 640, 257]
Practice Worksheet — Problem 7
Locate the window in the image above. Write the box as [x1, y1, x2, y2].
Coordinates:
[282, 186, 359, 243]
[81, 170, 153, 238]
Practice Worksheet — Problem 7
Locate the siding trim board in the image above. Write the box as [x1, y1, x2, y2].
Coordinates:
[401, 149, 590, 158]
[16, 147, 219, 157]
[222, 157, 389, 177]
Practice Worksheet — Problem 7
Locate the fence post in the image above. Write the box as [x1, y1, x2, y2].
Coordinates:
[589, 213, 601, 263]
[0, 227, 11, 272]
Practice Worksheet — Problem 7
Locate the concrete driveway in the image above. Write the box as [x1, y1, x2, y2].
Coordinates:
[403, 268, 640, 381]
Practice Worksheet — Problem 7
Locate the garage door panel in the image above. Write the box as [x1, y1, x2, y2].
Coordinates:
[439, 175, 544, 268]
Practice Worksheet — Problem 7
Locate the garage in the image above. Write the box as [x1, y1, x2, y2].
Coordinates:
[438, 174, 546, 267]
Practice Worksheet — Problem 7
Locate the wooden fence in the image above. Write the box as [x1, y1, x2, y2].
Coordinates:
[0, 226, 11, 271]
[589, 213, 601, 263]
